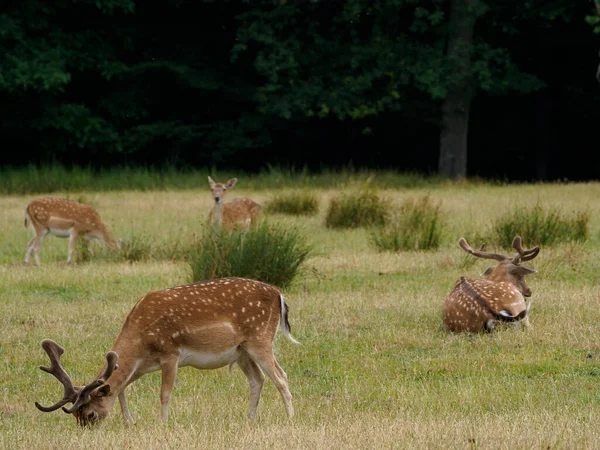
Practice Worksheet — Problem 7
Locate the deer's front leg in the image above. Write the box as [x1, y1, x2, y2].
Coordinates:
[118, 391, 135, 426]
[160, 357, 179, 421]
[67, 229, 78, 264]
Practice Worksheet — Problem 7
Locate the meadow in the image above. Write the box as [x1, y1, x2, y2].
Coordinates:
[0, 170, 599, 449]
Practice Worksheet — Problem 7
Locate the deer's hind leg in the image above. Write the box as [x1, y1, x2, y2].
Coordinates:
[244, 343, 293, 419]
[237, 351, 266, 419]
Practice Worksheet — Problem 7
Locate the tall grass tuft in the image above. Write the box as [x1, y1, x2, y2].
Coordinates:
[189, 222, 312, 289]
[325, 189, 390, 228]
[493, 205, 589, 248]
[372, 195, 443, 251]
[264, 191, 320, 216]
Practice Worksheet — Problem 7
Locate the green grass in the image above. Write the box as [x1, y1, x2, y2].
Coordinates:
[372, 194, 443, 251]
[1, 177, 600, 449]
[264, 191, 320, 216]
[189, 222, 313, 289]
[0, 164, 489, 195]
[492, 204, 589, 248]
[325, 189, 390, 228]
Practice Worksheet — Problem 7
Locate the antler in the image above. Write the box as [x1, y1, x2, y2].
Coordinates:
[62, 351, 119, 414]
[34, 339, 79, 412]
[458, 238, 510, 262]
[511, 236, 540, 263]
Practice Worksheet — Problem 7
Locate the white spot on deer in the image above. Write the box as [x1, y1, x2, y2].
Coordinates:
[172, 331, 180, 338]
[148, 332, 155, 336]
[242, 307, 246, 313]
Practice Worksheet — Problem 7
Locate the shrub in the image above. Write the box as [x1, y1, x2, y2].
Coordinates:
[372, 195, 443, 251]
[265, 191, 319, 216]
[189, 222, 312, 289]
[493, 205, 589, 248]
[325, 190, 390, 228]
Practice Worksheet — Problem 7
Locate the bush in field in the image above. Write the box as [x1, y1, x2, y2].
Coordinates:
[372, 195, 443, 251]
[189, 222, 312, 289]
[493, 205, 589, 247]
[265, 191, 320, 216]
[325, 190, 390, 228]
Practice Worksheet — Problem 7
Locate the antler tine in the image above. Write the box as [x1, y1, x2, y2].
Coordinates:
[458, 238, 509, 262]
[62, 380, 103, 414]
[98, 351, 119, 383]
[511, 236, 540, 262]
[34, 339, 78, 412]
[61, 351, 118, 415]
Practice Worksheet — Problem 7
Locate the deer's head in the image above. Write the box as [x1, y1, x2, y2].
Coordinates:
[459, 236, 539, 297]
[34, 339, 118, 427]
[208, 177, 237, 205]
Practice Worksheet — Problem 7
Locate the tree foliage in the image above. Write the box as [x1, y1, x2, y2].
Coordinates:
[0, 0, 597, 177]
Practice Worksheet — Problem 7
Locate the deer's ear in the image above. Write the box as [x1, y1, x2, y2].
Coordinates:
[482, 266, 494, 277]
[509, 264, 537, 276]
[96, 385, 111, 398]
[226, 178, 238, 189]
[208, 176, 215, 187]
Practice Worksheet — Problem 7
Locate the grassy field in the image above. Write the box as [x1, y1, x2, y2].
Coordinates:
[1, 178, 599, 449]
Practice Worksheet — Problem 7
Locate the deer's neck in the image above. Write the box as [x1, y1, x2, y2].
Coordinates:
[212, 201, 224, 225]
[99, 339, 144, 400]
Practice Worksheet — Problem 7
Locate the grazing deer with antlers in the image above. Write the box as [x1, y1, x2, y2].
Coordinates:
[35, 277, 299, 426]
[443, 236, 540, 333]
[207, 177, 261, 231]
[24, 197, 119, 266]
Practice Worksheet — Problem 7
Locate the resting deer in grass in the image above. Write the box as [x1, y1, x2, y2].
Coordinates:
[35, 277, 299, 426]
[443, 236, 540, 333]
[24, 197, 119, 266]
[207, 177, 261, 231]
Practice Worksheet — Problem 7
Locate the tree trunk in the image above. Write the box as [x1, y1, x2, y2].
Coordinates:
[438, 0, 479, 179]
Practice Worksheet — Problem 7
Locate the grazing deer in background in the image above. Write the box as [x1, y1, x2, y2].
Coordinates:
[443, 236, 540, 333]
[24, 197, 119, 266]
[207, 177, 261, 231]
[35, 277, 299, 426]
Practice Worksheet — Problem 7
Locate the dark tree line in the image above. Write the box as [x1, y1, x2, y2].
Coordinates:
[1, 0, 599, 180]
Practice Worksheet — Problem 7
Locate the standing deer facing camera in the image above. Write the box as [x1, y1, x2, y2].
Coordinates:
[443, 236, 540, 333]
[34, 277, 299, 426]
[24, 197, 119, 266]
[207, 177, 261, 231]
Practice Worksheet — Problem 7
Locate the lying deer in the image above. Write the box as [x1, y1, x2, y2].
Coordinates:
[207, 177, 261, 231]
[24, 197, 119, 265]
[35, 277, 299, 426]
[443, 236, 540, 333]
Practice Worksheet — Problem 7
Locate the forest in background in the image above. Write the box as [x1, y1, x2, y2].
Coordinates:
[1, 0, 599, 181]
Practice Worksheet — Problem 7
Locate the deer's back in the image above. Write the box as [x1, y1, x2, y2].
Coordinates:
[119, 277, 282, 353]
[27, 198, 102, 226]
[443, 277, 526, 332]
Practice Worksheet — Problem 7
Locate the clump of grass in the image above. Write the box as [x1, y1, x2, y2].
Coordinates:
[75, 240, 93, 263]
[493, 205, 589, 248]
[265, 191, 320, 216]
[372, 195, 443, 251]
[189, 222, 312, 289]
[115, 234, 155, 262]
[325, 190, 390, 228]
